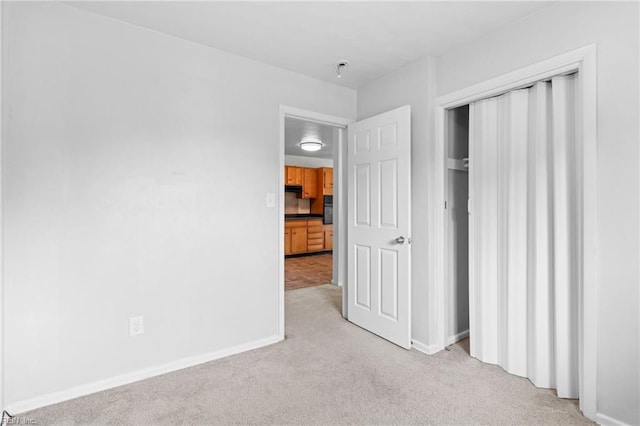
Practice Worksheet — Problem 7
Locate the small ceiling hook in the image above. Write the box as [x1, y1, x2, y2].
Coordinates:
[335, 60, 349, 79]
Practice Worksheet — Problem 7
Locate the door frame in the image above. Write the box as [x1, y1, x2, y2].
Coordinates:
[278, 106, 352, 338]
[432, 44, 597, 419]
[0, 2, 4, 412]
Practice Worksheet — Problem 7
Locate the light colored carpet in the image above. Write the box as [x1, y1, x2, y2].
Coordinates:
[21, 285, 592, 425]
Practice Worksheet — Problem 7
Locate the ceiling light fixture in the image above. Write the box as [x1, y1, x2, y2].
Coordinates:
[299, 140, 324, 152]
[335, 60, 349, 79]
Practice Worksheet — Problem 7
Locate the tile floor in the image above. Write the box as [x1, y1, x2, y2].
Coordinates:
[285, 253, 332, 291]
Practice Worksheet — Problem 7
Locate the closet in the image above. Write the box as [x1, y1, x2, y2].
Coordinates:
[445, 74, 580, 399]
[446, 105, 470, 346]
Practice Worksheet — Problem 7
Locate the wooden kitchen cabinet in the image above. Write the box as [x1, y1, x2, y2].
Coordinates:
[291, 226, 308, 253]
[284, 227, 292, 255]
[285, 165, 317, 199]
[285, 219, 332, 256]
[324, 224, 333, 250]
[285, 220, 308, 254]
[285, 166, 303, 185]
[323, 168, 333, 193]
[302, 167, 318, 199]
[307, 218, 324, 251]
[317, 167, 333, 195]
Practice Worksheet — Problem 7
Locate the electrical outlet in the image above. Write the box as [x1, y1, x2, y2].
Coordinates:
[129, 316, 144, 337]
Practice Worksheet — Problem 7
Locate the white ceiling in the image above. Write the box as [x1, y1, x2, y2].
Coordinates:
[285, 117, 337, 159]
[68, 1, 552, 89]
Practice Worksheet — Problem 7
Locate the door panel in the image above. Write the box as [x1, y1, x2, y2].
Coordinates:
[379, 159, 398, 228]
[379, 249, 398, 320]
[347, 105, 411, 349]
[355, 245, 372, 309]
[355, 165, 371, 226]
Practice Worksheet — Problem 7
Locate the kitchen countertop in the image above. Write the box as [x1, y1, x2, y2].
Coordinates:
[285, 214, 324, 220]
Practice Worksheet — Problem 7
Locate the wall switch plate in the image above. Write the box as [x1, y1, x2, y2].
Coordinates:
[266, 192, 275, 208]
[129, 316, 144, 337]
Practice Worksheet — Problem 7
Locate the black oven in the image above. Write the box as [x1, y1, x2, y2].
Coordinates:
[323, 195, 333, 225]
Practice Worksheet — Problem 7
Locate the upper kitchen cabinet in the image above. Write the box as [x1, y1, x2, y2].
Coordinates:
[302, 168, 318, 199]
[317, 167, 333, 195]
[285, 165, 318, 199]
[285, 166, 303, 186]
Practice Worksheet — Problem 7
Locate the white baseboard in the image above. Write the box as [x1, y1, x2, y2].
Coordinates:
[596, 412, 632, 426]
[447, 329, 469, 346]
[411, 339, 443, 355]
[7, 335, 282, 414]
[331, 280, 343, 287]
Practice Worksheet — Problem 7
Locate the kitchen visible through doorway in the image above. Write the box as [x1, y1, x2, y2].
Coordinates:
[283, 116, 339, 293]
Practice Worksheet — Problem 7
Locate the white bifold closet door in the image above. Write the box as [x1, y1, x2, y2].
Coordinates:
[469, 74, 579, 398]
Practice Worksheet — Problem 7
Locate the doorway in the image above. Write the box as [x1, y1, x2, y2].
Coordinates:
[280, 105, 413, 350]
[283, 116, 338, 292]
[277, 106, 351, 337]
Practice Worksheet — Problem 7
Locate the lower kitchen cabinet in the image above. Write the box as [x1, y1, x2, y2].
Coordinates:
[324, 224, 333, 250]
[284, 219, 332, 256]
[285, 220, 309, 254]
[307, 219, 324, 251]
[285, 227, 292, 255]
[291, 226, 307, 253]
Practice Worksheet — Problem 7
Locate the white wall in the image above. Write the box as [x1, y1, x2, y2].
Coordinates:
[284, 155, 333, 168]
[2, 1, 355, 408]
[437, 2, 639, 424]
[357, 56, 437, 349]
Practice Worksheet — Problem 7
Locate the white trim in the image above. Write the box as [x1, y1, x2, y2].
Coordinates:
[331, 128, 347, 310]
[278, 108, 285, 340]
[332, 127, 347, 315]
[446, 329, 469, 346]
[337, 127, 348, 319]
[432, 44, 597, 421]
[0, 0, 5, 412]
[596, 413, 632, 426]
[578, 44, 598, 422]
[6, 335, 282, 414]
[278, 106, 352, 330]
[280, 106, 351, 129]
[411, 339, 441, 355]
[436, 61, 584, 109]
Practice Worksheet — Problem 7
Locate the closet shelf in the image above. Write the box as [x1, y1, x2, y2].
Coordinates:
[448, 158, 469, 172]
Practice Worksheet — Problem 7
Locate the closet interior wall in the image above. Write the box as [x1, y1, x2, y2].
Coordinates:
[446, 105, 470, 344]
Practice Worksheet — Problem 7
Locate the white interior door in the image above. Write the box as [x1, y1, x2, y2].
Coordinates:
[347, 106, 411, 349]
